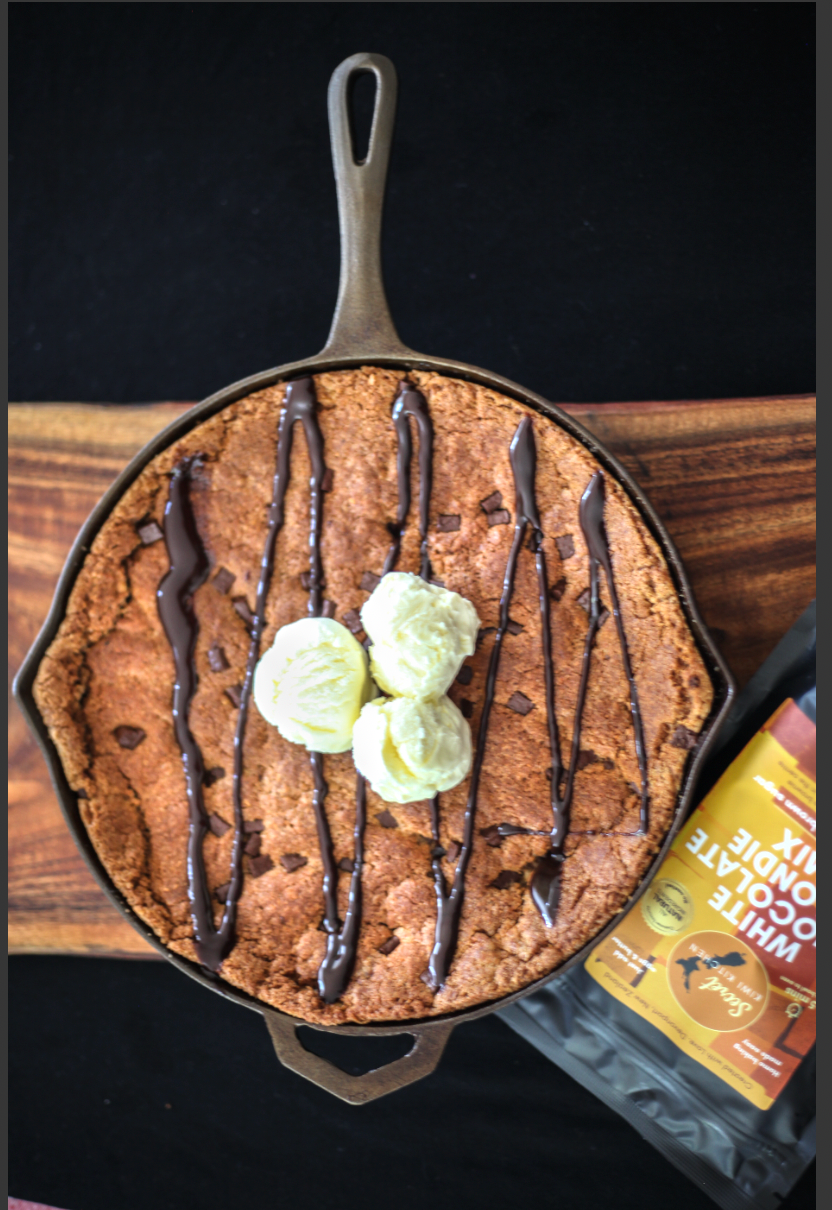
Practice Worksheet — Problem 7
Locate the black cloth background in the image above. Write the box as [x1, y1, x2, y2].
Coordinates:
[9, 4, 815, 1209]
[10, 2, 814, 403]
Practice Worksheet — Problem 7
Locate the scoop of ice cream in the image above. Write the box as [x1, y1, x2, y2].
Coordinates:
[360, 572, 480, 699]
[352, 695, 472, 804]
[253, 616, 373, 753]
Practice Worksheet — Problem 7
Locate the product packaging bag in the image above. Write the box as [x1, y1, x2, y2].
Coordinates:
[500, 602, 816, 1210]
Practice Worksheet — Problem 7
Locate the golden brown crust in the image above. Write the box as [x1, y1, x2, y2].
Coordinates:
[34, 368, 712, 1023]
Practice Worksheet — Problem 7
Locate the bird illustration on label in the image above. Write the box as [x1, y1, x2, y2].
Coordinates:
[676, 950, 747, 991]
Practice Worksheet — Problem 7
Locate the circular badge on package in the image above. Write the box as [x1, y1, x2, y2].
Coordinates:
[667, 930, 769, 1031]
[640, 877, 695, 936]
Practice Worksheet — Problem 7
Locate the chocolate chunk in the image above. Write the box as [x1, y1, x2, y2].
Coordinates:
[446, 841, 462, 862]
[689, 674, 700, 688]
[555, 534, 575, 560]
[460, 699, 474, 719]
[378, 935, 400, 956]
[136, 520, 163, 546]
[213, 567, 235, 595]
[76, 788, 88, 799]
[338, 857, 355, 873]
[342, 608, 363, 634]
[278, 853, 306, 873]
[507, 691, 534, 715]
[247, 854, 275, 878]
[114, 725, 145, 750]
[506, 619, 524, 635]
[437, 514, 461, 532]
[550, 577, 567, 602]
[204, 766, 226, 787]
[490, 870, 522, 890]
[375, 809, 398, 829]
[321, 599, 337, 619]
[243, 819, 264, 833]
[225, 685, 243, 708]
[480, 490, 503, 514]
[232, 597, 255, 631]
[487, 509, 511, 527]
[431, 845, 447, 859]
[598, 608, 610, 628]
[479, 824, 504, 848]
[477, 626, 496, 647]
[360, 571, 381, 593]
[207, 644, 229, 673]
[670, 725, 698, 751]
[430, 577, 446, 588]
[208, 812, 231, 837]
[244, 832, 262, 858]
[575, 750, 598, 771]
[214, 881, 230, 904]
[320, 467, 334, 492]
[456, 664, 473, 686]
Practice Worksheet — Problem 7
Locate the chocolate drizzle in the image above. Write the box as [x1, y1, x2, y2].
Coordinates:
[250, 377, 366, 1003]
[315, 766, 366, 1002]
[431, 417, 648, 943]
[527, 458, 649, 926]
[383, 381, 434, 581]
[157, 457, 234, 970]
[165, 379, 328, 971]
[220, 376, 327, 977]
[379, 381, 464, 992]
[577, 472, 649, 832]
[425, 419, 534, 989]
[508, 420, 569, 927]
[157, 378, 366, 993]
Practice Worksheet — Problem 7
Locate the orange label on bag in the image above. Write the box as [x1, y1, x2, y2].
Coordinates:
[585, 700, 816, 1110]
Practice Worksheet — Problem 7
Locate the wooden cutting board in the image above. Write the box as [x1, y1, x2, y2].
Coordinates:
[8, 396, 816, 957]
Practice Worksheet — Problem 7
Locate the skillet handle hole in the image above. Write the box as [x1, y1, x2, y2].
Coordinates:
[296, 1025, 415, 1076]
[347, 69, 377, 166]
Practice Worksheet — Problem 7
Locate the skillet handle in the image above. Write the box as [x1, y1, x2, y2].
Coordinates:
[320, 52, 415, 361]
[262, 1008, 454, 1104]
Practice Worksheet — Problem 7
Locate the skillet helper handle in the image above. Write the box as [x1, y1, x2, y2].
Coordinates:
[262, 1009, 455, 1105]
[321, 52, 413, 360]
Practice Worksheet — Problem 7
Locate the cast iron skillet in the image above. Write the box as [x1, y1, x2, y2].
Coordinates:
[14, 53, 735, 1104]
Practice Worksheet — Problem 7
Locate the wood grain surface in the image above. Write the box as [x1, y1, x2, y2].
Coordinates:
[8, 396, 815, 957]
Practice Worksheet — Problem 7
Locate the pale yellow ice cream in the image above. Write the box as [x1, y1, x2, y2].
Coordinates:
[351, 695, 472, 804]
[253, 617, 373, 753]
[360, 572, 480, 700]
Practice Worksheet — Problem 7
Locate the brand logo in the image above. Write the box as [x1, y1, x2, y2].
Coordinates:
[667, 930, 768, 1031]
